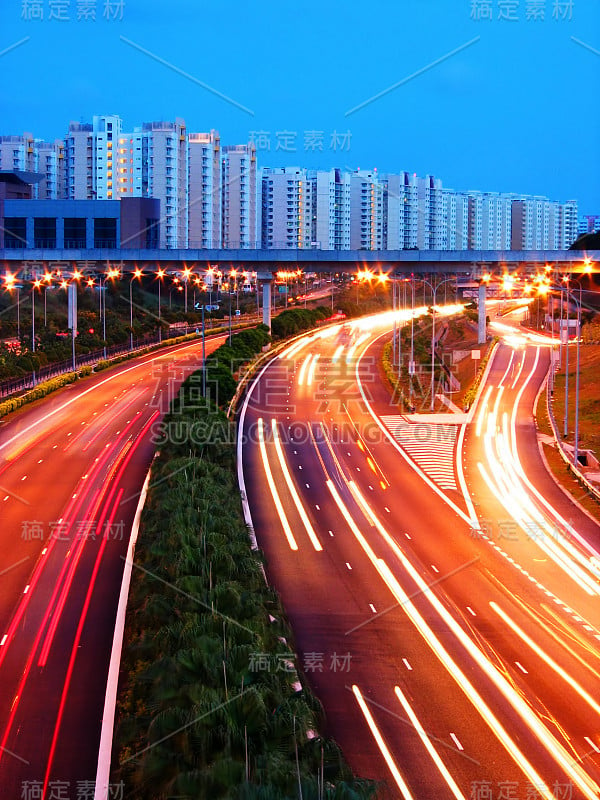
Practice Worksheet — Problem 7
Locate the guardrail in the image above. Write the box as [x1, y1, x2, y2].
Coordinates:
[0, 321, 255, 400]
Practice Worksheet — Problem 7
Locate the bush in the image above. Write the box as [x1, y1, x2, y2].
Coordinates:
[113, 375, 376, 799]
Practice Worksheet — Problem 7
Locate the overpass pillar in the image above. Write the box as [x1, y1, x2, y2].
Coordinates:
[262, 282, 272, 331]
[478, 283, 487, 344]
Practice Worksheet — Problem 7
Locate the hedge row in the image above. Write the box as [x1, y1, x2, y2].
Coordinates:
[204, 325, 272, 406]
[271, 307, 330, 339]
[114, 375, 376, 799]
[0, 366, 92, 418]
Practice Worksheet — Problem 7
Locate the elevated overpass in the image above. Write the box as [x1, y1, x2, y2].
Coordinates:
[2, 248, 598, 276]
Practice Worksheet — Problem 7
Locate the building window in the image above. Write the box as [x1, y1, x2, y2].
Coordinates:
[94, 218, 117, 248]
[64, 218, 87, 249]
[34, 217, 57, 248]
[3, 217, 27, 248]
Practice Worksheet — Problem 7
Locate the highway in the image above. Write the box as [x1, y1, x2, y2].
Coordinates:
[0, 332, 229, 798]
[240, 309, 600, 799]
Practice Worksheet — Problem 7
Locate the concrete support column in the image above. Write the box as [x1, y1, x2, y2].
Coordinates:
[478, 283, 487, 344]
[262, 282, 272, 331]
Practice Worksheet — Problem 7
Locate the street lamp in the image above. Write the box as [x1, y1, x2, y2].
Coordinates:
[129, 268, 143, 351]
[31, 279, 42, 354]
[419, 276, 456, 412]
[156, 268, 165, 342]
[182, 266, 192, 315]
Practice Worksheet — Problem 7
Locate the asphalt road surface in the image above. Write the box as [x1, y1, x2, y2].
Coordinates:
[240, 310, 600, 800]
[0, 332, 228, 799]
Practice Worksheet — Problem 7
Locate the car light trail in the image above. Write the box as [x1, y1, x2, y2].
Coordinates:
[257, 419, 298, 551]
[297, 354, 314, 386]
[326, 479, 552, 795]
[271, 420, 322, 551]
[331, 344, 344, 363]
[306, 354, 320, 386]
[394, 685, 466, 800]
[349, 480, 600, 799]
[352, 685, 415, 800]
[490, 602, 600, 718]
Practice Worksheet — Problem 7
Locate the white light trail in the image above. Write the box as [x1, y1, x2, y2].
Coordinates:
[257, 418, 298, 551]
[271, 420, 322, 551]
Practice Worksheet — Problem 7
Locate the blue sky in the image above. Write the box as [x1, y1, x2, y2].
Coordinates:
[1, 0, 598, 213]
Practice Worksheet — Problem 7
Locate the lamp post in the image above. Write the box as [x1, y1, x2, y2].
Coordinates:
[156, 268, 165, 342]
[129, 268, 143, 351]
[418, 276, 456, 412]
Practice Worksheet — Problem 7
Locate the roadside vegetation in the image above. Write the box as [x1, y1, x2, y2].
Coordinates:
[113, 367, 376, 799]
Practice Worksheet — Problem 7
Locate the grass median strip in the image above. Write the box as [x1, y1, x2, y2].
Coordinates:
[112, 347, 376, 798]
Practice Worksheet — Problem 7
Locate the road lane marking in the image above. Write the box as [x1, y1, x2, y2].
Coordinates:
[515, 662, 528, 674]
[402, 659, 412, 671]
[466, 606, 476, 617]
[450, 733, 464, 751]
[584, 737, 600, 754]
[370, 604, 377, 613]
[346, 563, 352, 570]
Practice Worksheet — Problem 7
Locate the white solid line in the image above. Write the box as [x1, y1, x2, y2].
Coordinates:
[94, 468, 150, 800]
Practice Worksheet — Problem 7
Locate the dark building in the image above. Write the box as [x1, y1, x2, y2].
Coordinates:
[0, 172, 160, 250]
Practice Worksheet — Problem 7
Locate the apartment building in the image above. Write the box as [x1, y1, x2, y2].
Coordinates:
[222, 144, 257, 248]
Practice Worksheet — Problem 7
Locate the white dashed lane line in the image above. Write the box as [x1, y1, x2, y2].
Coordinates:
[402, 658, 412, 671]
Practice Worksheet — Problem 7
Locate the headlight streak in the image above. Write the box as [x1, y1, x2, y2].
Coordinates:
[352, 685, 415, 799]
[306, 354, 320, 386]
[326, 478, 553, 797]
[478, 346, 600, 595]
[297, 354, 314, 386]
[257, 418, 298, 551]
[347, 480, 600, 799]
[498, 351, 515, 389]
[270, 420, 322, 552]
[490, 602, 600, 719]
[393, 685, 467, 800]
[332, 344, 345, 363]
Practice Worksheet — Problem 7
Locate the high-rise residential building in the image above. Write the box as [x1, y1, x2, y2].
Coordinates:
[141, 119, 188, 248]
[314, 168, 351, 250]
[222, 144, 257, 248]
[416, 175, 443, 250]
[350, 170, 385, 250]
[34, 140, 65, 199]
[0, 134, 65, 199]
[466, 191, 512, 250]
[65, 114, 123, 200]
[440, 189, 469, 250]
[0, 133, 36, 174]
[188, 130, 221, 248]
[384, 172, 418, 250]
[579, 214, 600, 236]
[261, 167, 315, 248]
[510, 196, 577, 250]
